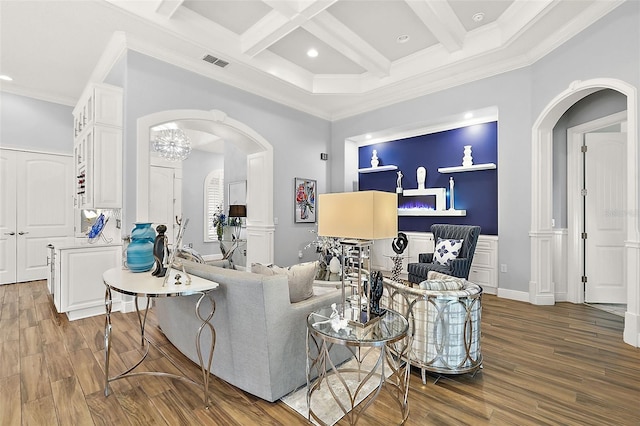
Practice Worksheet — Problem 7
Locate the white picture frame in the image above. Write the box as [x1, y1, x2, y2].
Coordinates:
[228, 180, 247, 205]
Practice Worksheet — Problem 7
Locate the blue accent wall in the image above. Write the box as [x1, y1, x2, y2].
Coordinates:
[359, 121, 498, 235]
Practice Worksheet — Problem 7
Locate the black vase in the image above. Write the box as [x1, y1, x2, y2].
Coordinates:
[151, 224, 168, 277]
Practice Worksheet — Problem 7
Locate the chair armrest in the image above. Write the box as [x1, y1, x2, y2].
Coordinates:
[449, 257, 472, 278]
[418, 253, 434, 263]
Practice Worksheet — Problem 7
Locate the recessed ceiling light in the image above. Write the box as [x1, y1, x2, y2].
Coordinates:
[365, 134, 372, 140]
[307, 48, 318, 58]
[464, 112, 473, 119]
[472, 12, 485, 22]
[396, 34, 410, 44]
[0, 75, 13, 81]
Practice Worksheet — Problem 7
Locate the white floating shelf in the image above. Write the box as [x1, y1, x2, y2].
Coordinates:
[438, 163, 496, 173]
[398, 209, 466, 217]
[358, 165, 398, 173]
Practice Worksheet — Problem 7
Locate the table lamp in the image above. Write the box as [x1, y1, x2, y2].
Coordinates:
[318, 191, 397, 325]
[228, 204, 247, 240]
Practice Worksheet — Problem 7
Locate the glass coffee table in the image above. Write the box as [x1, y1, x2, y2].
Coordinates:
[306, 304, 411, 425]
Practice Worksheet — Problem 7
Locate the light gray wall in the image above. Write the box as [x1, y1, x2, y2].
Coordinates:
[180, 150, 223, 255]
[0, 92, 72, 153]
[121, 51, 332, 267]
[552, 89, 627, 228]
[331, 1, 639, 294]
[532, 0, 639, 245]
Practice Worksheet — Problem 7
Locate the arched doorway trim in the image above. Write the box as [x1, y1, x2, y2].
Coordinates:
[136, 109, 275, 266]
[530, 78, 639, 347]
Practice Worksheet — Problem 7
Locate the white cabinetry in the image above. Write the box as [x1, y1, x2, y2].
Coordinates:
[73, 83, 123, 209]
[49, 244, 122, 320]
[468, 236, 498, 294]
[370, 232, 498, 292]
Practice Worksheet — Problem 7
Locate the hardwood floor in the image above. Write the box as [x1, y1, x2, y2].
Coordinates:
[1, 280, 639, 425]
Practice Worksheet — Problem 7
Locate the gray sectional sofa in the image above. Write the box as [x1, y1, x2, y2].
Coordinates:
[154, 259, 351, 402]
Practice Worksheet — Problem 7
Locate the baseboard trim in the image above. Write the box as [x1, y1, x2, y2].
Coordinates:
[497, 288, 530, 303]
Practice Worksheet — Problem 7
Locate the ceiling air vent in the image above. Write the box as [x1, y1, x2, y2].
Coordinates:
[202, 54, 229, 68]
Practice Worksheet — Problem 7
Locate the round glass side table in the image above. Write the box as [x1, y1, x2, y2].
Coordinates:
[306, 304, 412, 425]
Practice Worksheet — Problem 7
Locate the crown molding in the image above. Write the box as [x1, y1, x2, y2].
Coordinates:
[0, 85, 76, 107]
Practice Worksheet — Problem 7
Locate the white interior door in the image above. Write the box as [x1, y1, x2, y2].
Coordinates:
[149, 165, 177, 244]
[0, 151, 18, 284]
[0, 150, 73, 284]
[584, 132, 626, 303]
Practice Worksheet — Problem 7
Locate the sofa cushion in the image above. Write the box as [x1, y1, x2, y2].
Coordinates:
[418, 278, 465, 291]
[251, 262, 274, 276]
[433, 238, 464, 266]
[251, 261, 318, 303]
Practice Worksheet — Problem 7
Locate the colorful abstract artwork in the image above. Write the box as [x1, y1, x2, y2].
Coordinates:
[294, 178, 316, 223]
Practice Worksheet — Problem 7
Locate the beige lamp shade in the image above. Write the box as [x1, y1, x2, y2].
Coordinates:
[318, 191, 398, 240]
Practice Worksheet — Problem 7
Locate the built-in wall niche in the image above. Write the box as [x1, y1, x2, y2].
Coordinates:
[358, 121, 498, 235]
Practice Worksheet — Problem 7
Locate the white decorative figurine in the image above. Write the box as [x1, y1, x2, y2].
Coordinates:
[462, 145, 473, 167]
[449, 176, 455, 210]
[370, 149, 379, 167]
[417, 166, 426, 190]
[396, 170, 403, 191]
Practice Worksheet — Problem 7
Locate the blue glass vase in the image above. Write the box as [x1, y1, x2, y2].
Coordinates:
[126, 222, 156, 272]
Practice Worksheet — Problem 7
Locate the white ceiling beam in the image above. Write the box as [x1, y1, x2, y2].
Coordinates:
[498, 0, 556, 43]
[303, 11, 390, 78]
[405, 0, 466, 52]
[154, 0, 184, 19]
[264, 0, 337, 18]
[241, 0, 337, 57]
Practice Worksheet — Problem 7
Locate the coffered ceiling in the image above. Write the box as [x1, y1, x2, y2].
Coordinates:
[0, 0, 624, 120]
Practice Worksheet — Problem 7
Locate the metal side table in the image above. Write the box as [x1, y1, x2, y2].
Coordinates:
[306, 304, 412, 425]
[102, 267, 219, 408]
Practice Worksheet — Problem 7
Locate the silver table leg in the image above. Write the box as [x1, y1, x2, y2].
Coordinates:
[195, 291, 216, 408]
[306, 331, 411, 426]
[103, 289, 216, 409]
[104, 285, 112, 397]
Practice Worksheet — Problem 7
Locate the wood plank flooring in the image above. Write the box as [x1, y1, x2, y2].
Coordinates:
[1, 280, 639, 425]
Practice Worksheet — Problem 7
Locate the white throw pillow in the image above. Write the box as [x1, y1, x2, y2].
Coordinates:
[432, 238, 463, 266]
[251, 262, 274, 276]
[251, 261, 317, 303]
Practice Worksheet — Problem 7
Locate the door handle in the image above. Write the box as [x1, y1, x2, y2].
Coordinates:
[18, 231, 29, 235]
[4, 232, 15, 236]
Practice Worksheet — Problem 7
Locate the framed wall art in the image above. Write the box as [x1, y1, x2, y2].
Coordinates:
[294, 177, 316, 223]
[228, 180, 247, 205]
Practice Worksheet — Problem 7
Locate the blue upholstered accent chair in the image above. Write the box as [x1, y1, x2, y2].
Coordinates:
[407, 224, 481, 284]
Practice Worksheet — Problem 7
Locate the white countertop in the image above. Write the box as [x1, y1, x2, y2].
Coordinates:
[103, 267, 219, 297]
[52, 241, 122, 250]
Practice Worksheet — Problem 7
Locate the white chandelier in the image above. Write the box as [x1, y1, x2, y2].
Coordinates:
[153, 128, 192, 161]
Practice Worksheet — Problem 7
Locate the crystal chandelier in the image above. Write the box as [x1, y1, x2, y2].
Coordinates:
[153, 128, 192, 161]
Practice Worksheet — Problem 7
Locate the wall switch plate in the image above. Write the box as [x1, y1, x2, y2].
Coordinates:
[500, 264, 507, 273]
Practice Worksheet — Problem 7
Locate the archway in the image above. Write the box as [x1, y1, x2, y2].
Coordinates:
[530, 78, 639, 347]
[136, 109, 275, 266]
